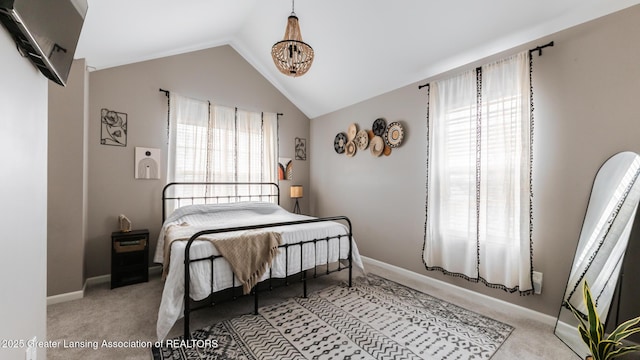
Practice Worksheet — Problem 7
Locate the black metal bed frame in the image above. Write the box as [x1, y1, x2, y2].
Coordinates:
[161, 182, 354, 340]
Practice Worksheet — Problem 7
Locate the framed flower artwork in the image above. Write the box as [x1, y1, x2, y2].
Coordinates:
[100, 108, 127, 146]
[295, 137, 306, 160]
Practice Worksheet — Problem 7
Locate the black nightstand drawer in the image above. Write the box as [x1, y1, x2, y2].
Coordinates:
[114, 236, 147, 253]
[111, 229, 149, 289]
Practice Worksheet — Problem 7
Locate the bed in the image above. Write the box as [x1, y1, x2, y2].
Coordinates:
[154, 182, 364, 340]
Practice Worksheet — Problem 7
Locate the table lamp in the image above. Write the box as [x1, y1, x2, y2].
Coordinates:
[290, 185, 303, 214]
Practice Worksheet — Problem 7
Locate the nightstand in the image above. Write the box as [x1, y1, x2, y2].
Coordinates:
[111, 229, 149, 289]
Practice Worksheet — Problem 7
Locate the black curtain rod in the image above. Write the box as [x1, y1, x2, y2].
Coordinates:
[158, 88, 284, 116]
[418, 40, 554, 89]
[159, 88, 282, 116]
[529, 41, 554, 56]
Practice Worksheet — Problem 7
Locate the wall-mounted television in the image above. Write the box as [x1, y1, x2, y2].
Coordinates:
[0, 0, 88, 86]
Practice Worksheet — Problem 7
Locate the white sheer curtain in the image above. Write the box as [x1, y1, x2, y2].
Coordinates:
[167, 93, 210, 185]
[262, 112, 278, 186]
[424, 69, 478, 277]
[424, 52, 533, 293]
[210, 105, 236, 184]
[168, 93, 278, 205]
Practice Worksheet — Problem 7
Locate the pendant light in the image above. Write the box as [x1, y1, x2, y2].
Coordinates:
[271, 0, 314, 77]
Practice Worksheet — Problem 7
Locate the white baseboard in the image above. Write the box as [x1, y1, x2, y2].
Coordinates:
[46, 285, 86, 305]
[85, 274, 111, 286]
[361, 256, 557, 326]
[47, 266, 163, 306]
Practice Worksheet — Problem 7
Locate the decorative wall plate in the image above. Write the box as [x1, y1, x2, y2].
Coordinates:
[384, 122, 404, 148]
[367, 129, 375, 140]
[334, 132, 347, 154]
[345, 141, 357, 157]
[372, 118, 386, 136]
[347, 123, 358, 142]
[370, 136, 384, 157]
[355, 129, 369, 150]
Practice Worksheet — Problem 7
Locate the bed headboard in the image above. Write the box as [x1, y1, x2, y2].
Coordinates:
[162, 182, 280, 221]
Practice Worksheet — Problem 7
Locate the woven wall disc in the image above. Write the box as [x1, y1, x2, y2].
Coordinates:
[345, 140, 357, 157]
[372, 118, 386, 136]
[355, 130, 369, 150]
[347, 123, 358, 142]
[370, 136, 384, 157]
[384, 122, 404, 148]
[334, 132, 347, 154]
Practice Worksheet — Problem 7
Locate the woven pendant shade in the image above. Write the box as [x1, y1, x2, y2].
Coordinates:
[272, 13, 314, 77]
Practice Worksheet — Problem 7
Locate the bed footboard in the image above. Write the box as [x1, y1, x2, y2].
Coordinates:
[182, 216, 354, 340]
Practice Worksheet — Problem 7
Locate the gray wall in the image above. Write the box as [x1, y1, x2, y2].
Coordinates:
[310, 5, 640, 316]
[85, 45, 310, 278]
[0, 29, 48, 359]
[48, 59, 89, 296]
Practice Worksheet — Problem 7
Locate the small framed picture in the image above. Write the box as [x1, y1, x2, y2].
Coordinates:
[295, 137, 307, 161]
[135, 147, 160, 179]
[100, 108, 127, 146]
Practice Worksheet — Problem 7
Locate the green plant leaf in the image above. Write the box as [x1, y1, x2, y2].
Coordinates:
[608, 317, 640, 342]
[568, 281, 640, 360]
[599, 339, 619, 359]
[607, 345, 640, 359]
[583, 281, 604, 343]
[566, 300, 588, 330]
[578, 326, 592, 348]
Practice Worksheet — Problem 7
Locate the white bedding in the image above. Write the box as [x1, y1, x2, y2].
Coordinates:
[154, 201, 364, 340]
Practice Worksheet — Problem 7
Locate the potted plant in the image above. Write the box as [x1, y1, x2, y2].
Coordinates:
[565, 281, 640, 360]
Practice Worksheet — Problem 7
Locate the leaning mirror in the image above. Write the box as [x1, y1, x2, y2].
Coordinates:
[555, 151, 640, 357]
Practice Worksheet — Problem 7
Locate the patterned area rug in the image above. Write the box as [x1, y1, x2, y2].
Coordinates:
[152, 275, 513, 359]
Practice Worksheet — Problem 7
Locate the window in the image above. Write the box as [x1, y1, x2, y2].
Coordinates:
[423, 52, 533, 294]
[167, 93, 278, 203]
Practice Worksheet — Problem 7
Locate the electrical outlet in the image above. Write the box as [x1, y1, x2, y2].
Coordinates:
[532, 271, 543, 294]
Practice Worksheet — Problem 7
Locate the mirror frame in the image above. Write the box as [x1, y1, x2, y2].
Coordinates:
[554, 151, 640, 357]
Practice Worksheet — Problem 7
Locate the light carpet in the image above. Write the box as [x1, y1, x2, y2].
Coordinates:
[152, 274, 513, 359]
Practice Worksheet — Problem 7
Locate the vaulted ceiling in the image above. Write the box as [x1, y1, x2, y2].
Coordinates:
[75, 0, 640, 118]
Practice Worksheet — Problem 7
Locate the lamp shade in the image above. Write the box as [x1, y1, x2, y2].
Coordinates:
[290, 185, 303, 198]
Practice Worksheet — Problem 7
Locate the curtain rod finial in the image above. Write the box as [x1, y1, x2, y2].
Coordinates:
[529, 41, 554, 57]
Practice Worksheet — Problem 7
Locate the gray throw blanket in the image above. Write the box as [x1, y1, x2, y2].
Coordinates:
[211, 231, 282, 294]
[162, 224, 282, 295]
